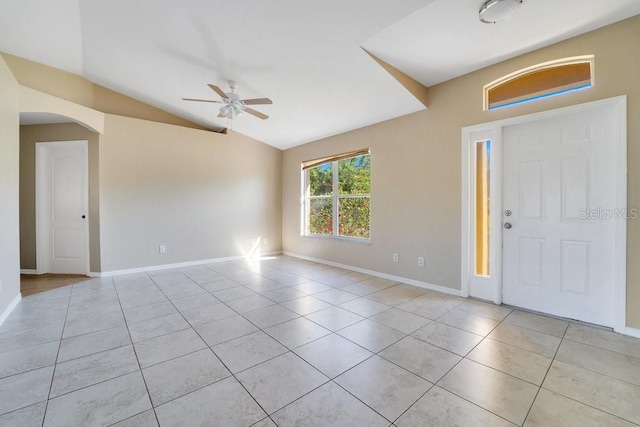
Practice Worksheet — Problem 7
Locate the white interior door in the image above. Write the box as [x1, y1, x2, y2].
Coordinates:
[502, 104, 617, 326]
[37, 141, 89, 274]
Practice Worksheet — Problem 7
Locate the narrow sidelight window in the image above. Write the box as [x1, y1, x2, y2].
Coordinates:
[475, 140, 491, 276]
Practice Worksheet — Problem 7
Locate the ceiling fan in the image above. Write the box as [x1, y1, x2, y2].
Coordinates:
[182, 80, 272, 120]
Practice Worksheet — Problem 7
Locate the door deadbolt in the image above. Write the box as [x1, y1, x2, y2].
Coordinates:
[504, 210, 512, 217]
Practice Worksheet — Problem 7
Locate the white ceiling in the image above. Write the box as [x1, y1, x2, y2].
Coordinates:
[362, 0, 640, 87]
[1, 0, 639, 149]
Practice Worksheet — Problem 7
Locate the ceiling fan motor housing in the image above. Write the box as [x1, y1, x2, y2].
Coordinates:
[223, 92, 246, 117]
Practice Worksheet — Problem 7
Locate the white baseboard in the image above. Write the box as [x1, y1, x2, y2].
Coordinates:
[283, 251, 462, 297]
[624, 327, 640, 338]
[0, 293, 22, 327]
[88, 251, 283, 277]
[20, 269, 40, 275]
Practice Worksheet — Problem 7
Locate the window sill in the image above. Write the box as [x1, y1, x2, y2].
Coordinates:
[302, 234, 371, 245]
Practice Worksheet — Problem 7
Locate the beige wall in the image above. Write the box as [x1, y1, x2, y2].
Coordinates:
[17, 110, 282, 276]
[282, 16, 640, 327]
[5, 50, 282, 275]
[99, 114, 282, 272]
[1, 53, 208, 131]
[20, 123, 101, 272]
[0, 56, 21, 318]
[91, 85, 208, 131]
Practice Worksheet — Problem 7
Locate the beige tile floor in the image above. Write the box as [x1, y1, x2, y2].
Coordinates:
[1, 256, 639, 426]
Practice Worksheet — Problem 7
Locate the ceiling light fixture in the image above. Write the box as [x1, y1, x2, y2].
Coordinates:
[479, 0, 523, 24]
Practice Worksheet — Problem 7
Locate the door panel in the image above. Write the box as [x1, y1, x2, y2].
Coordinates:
[518, 237, 543, 287]
[53, 229, 85, 259]
[41, 142, 88, 274]
[562, 158, 589, 221]
[502, 105, 617, 326]
[519, 161, 543, 219]
[560, 240, 590, 294]
[53, 155, 83, 221]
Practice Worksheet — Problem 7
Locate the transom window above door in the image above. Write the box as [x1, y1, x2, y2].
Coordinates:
[302, 149, 371, 241]
[484, 55, 595, 110]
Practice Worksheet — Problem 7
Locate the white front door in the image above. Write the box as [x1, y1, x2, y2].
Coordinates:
[37, 141, 89, 274]
[502, 104, 617, 326]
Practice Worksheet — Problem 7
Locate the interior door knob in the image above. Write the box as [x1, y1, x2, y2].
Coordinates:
[504, 222, 512, 229]
[82, 215, 86, 219]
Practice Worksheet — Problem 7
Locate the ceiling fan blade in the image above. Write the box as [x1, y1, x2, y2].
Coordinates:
[182, 98, 222, 103]
[241, 98, 273, 105]
[208, 84, 229, 99]
[244, 107, 269, 120]
[217, 111, 228, 118]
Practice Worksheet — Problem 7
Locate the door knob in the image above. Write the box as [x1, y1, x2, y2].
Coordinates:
[82, 215, 86, 219]
[504, 223, 512, 229]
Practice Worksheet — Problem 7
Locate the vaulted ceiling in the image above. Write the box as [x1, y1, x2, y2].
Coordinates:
[2, 0, 639, 149]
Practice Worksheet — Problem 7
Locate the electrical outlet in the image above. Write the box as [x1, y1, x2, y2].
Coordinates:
[393, 253, 399, 262]
[159, 245, 166, 254]
[418, 257, 425, 267]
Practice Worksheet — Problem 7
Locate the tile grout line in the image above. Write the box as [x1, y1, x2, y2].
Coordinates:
[40, 283, 74, 427]
[2, 261, 376, 422]
[201, 260, 640, 420]
[533, 326, 640, 426]
[148, 263, 393, 422]
[501, 308, 553, 426]
[561, 334, 640, 361]
[332, 376, 414, 425]
[7, 270, 512, 425]
[113, 273, 161, 427]
[272, 285, 479, 424]
[228, 260, 546, 424]
[215, 265, 513, 425]
[409, 313, 520, 426]
[7, 257, 639, 426]
[146, 271, 275, 423]
[415, 306, 531, 423]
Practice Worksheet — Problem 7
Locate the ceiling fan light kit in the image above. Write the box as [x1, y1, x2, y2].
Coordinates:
[479, 0, 524, 24]
[182, 80, 272, 121]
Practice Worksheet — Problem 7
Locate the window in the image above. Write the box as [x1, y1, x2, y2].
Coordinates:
[475, 140, 490, 276]
[484, 55, 594, 110]
[303, 149, 370, 240]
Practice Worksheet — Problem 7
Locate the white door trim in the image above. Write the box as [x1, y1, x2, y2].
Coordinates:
[461, 96, 627, 333]
[36, 140, 90, 275]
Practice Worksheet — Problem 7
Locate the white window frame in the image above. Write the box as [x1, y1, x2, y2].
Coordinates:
[302, 154, 371, 243]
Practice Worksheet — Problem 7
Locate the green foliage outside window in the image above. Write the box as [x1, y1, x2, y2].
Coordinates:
[309, 163, 333, 196]
[309, 198, 333, 235]
[307, 154, 370, 238]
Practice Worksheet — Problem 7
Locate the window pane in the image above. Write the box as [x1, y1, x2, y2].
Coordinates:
[308, 198, 333, 235]
[486, 60, 592, 110]
[338, 197, 370, 238]
[338, 155, 370, 195]
[309, 163, 333, 196]
[475, 140, 490, 276]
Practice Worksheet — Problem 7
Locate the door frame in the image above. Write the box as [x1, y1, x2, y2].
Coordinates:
[461, 96, 627, 333]
[35, 140, 90, 275]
